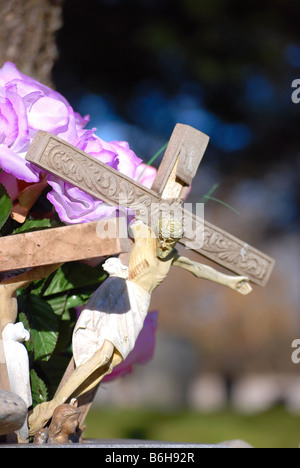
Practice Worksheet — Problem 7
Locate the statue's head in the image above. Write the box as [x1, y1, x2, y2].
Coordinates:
[157, 216, 184, 259]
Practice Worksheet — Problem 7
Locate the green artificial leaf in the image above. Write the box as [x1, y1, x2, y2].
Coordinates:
[13, 218, 53, 234]
[199, 183, 219, 203]
[30, 369, 48, 407]
[46, 294, 68, 316]
[203, 195, 240, 215]
[39, 262, 106, 297]
[0, 183, 12, 230]
[46, 291, 93, 316]
[53, 309, 77, 357]
[18, 294, 59, 362]
[64, 292, 92, 310]
[200, 183, 240, 215]
[18, 312, 33, 355]
[39, 355, 71, 401]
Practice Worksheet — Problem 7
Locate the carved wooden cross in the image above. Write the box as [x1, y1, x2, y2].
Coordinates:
[0, 123, 275, 436]
[26, 124, 275, 287]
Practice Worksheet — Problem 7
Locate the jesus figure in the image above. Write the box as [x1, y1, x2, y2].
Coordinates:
[29, 217, 252, 435]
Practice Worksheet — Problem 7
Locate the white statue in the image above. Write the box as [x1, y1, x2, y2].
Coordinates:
[0, 264, 62, 440]
[2, 322, 32, 439]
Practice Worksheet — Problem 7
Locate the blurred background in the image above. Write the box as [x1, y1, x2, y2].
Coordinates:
[3, 0, 300, 447]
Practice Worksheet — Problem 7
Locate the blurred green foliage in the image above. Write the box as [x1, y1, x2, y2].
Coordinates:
[85, 406, 300, 448]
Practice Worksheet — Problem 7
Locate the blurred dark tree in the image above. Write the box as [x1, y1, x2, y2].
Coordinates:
[0, 0, 63, 86]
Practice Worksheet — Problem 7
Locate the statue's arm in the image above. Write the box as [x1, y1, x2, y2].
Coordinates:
[172, 254, 253, 295]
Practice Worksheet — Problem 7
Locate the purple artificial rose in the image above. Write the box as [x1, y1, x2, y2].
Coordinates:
[0, 61, 76, 183]
[0, 62, 157, 224]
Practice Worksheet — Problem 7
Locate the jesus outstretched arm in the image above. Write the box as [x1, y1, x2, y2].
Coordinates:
[172, 254, 252, 295]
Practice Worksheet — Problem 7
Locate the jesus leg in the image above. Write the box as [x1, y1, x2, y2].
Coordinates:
[28, 340, 122, 436]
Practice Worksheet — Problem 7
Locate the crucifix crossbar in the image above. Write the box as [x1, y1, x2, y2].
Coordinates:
[26, 124, 275, 287]
[0, 220, 131, 275]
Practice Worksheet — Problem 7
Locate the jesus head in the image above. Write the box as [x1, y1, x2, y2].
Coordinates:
[157, 216, 184, 259]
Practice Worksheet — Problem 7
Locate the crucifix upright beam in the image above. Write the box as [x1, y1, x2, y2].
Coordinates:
[26, 124, 275, 287]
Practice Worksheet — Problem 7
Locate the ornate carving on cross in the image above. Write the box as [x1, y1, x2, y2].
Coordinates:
[26, 123, 275, 287]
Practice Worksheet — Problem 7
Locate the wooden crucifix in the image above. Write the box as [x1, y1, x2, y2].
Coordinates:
[24, 124, 275, 438]
[26, 124, 275, 286]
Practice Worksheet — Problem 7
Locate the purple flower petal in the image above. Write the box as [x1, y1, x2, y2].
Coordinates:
[22, 90, 44, 113]
[0, 62, 22, 84]
[0, 171, 19, 201]
[27, 96, 70, 133]
[76, 131, 119, 167]
[5, 89, 29, 147]
[0, 96, 18, 147]
[56, 108, 79, 146]
[74, 112, 90, 129]
[0, 144, 40, 182]
[135, 163, 157, 188]
[100, 139, 142, 179]
[0, 63, 70, 106]
[47, 176, 119, 223]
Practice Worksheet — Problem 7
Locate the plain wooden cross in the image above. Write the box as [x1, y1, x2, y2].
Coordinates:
[0, 219, 131, 274]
